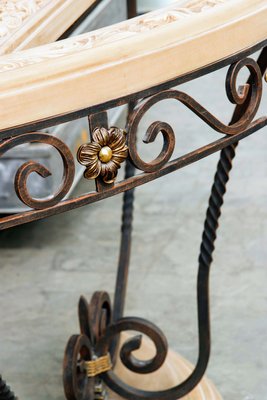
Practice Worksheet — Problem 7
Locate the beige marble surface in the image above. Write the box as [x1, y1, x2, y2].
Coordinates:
[0, 0, 266, 131]
[0, 0, 98, 55]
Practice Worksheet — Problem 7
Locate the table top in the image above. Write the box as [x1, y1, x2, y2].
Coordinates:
[0, 0, 266, 132]
[0, 0, 97, 55]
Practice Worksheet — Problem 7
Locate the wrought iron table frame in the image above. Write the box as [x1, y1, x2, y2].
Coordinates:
[0, 3, 266, 399]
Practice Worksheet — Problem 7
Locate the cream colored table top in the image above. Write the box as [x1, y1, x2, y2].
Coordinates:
[0, 0, 98, 55]
[0, 0, 266, 131]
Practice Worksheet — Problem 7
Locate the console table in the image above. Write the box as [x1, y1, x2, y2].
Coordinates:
[0, 1, 266, 399]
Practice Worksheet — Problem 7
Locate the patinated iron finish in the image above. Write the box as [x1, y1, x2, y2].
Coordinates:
[0, 57, 265, 229]
[77, 127, 128, 184]
[12, 133, 75, 210]
[113, 101, 136, 323]
[60, 52, 266, 400]
[64, 292, 168, 400]
[0, 31, 266, 400]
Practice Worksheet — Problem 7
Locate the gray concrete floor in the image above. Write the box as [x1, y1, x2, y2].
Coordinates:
[0, 64, 267, 400]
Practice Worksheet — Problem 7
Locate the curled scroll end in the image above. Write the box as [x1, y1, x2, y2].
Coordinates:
[237, 84, 250, 103]
[78, 296, 94, 344]
[226, 58, 262, 106]
[63, 334, 94, 400]
[5, 132, 76, 210]
[90, 291, 113, 342]
[129, 115, 175, 173]
[15, 161, 52, 208]
[120, 334, 144, 372]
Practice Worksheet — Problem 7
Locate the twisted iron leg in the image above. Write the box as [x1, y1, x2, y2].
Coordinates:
[197, 45, 267, 376]
[111, 103, 136, 361]
[199, 143, 238, 269]
[113, 159, 135, 323]
[197, 143, 238, 373]
[112, 0, 137, 325]
[199, 46, 267, 273]
[114, 101, 137, 323]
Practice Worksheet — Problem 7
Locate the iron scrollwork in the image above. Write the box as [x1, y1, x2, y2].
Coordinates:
[0, 132, 75, 210]
[63, 292, 169, 400]
[127, 57, 263, 174]
[0, 56, 263, 217]
[0, 46, 266, 400]
[63, 55, 266, 400]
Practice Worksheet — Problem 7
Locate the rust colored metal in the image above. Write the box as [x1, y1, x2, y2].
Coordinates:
[0, 39, 265, 143]
[62, 51, 267, 400]
[195, 142, 237, 385]
[0, 133, 75, 210]
[88, 112, 112, 193]
[63, 292, 113, 400]
[0, 56, 264, 227]
[63, 292, 169, 400]
[77, 127, 128, 184]
[127, 0, 137, 19]
[127, 58, 262, 175]
[0, 118, 266, 230]
[0, 43, 267, 400]
[113, 101, 136, 323]
[198, 45, 267, 281]
[111, 102, 136, 363]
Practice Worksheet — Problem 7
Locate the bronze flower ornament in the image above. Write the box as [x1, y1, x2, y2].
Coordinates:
[77, 127, 128, 184]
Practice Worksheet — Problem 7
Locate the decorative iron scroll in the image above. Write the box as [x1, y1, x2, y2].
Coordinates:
[0, 54, 263, 234]
[127, 57, 262, 173]
[63, 292, 169, 400]
[77, 127, 128, 184]
[0, 56, 262, 214]
[0, 42, 266, 400]
[0, 132, 75, 209]
[62, 53, 267, 400]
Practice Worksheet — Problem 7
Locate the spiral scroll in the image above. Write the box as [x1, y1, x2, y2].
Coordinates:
[0, 133, 75, 210]
[128, 58, 262, 173]
[62, 55, 267, 400]
[96, 318, 168, 375]
[64, 292, 169, 400]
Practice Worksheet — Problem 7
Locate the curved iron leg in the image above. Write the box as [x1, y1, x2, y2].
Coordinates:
[113, 159, 135, 323]
[200, 47, 267, 275]
[197, 45, 267, 379]
[111, 103, 136, 361]
[197, 142, 238, 373]
[113, 100, 137, 324]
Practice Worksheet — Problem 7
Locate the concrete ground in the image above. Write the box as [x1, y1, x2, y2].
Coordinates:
[0, 62, 266, 400]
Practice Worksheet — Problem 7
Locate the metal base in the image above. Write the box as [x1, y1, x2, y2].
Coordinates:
[110, 333, 222, 400]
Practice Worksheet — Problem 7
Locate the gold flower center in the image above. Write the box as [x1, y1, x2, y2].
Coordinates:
[99, 146, 112, 163]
